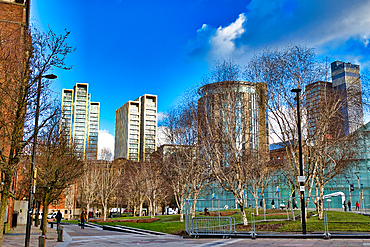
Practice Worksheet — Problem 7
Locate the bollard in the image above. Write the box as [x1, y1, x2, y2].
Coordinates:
[39, 235, 45, 247]
[57, 225, 63, 242]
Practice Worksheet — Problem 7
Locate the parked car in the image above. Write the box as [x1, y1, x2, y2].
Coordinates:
[47, 211, 64, 219]
[123, 209, 133, 213]
[47, 212, 57, 219]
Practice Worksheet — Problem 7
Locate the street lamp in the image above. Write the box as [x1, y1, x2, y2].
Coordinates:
[291, 88, 306, 235]
[25, 74, 57, 247]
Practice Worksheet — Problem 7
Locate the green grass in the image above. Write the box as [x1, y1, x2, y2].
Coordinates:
[281, 211, 370, 232]
[88, 210, 370, 235]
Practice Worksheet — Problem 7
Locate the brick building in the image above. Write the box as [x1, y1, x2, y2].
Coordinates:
[0, 0, 29, 230]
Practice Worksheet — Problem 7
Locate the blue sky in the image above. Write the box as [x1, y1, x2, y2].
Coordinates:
[31, 0, 370, 152]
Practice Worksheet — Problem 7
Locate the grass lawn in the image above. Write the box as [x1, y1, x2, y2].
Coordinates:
[95, 215, 185, 235]
[90, 210, 370, 235]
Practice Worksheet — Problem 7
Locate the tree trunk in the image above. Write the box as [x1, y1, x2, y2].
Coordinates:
[0, 184, 10, 247]
[255, 198, 259, 216]
[239, 202, 248, 225]
[179, 202, 185, 222]
[190, 192, 200, 219]
[103, 201, 107, 221]
[318, 185, 324, 220]
[149, 200, 153, 218]
[35, 201, 41, 227]
[139, 201, 143, 217]
[152, 200, 156, 218]
[41, 193, 50, 236]
[86, 203, 90, 221]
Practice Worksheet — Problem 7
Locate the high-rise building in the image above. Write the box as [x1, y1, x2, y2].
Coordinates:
[115, 94, 157, 162]
[306, 61, 364, 138]
[198, 81, 268, 156]
[61, 83, 100, 160]
[306, 81, 335, 139]
[331, 61, 363, 135]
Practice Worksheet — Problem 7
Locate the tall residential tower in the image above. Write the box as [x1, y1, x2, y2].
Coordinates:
[331, 61, 363, 135]
[61, 83, 100, 160]
[115, 94, 157, 162]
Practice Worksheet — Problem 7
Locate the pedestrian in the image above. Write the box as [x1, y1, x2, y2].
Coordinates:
[96, 210, 99, 218]
[356, 201, 360, 210]
[56, 210, 62, 225]
[204, 207, 210, 216]
[348, 200, 352, 212]
[343, 200, 347, 212]
[293, 199, 298, 209]
[80, 210, 86, 229]
[271, 199, 275, 209]
[98, 211, 101, 218]
[260, 200, 263, 209]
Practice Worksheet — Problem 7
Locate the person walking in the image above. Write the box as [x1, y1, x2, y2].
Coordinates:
[356, 201, 360, 210]
[80, 210, 86, 229]
[293, 199, 298, 209]
[271, 199, 275, 209]
[56, 210, 62, 225]
[204, 207, 210, 216]
[343, 200, 347, 212]
[348, 200, 352, 212]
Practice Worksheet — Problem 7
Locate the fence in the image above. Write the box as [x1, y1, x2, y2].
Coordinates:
[185, 193, 370, 238]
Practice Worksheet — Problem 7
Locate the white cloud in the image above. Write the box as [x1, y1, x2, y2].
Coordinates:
[157, 111, 167, 122]
[189, 0, 370, 68]
[98, 129, 115, 159]
[156, 126, 170, 147]
[209, 13, 246, 60]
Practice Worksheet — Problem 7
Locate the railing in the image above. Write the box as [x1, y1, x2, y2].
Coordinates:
[190, 217, 235, 236]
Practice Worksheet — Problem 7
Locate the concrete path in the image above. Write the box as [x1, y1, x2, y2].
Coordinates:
[62, 224, 370, 247]
[3, 224, 59, 247]
[4, 223, 370, 246]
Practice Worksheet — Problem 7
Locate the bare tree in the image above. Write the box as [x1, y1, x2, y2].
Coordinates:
[120, 159, 146, 217]
[159, 98, 210, 221]
[96, 150, 120, 221]
[197, 60, 269, 225]
[245, 45, 361, 219]
[33, 114, 83, 235]
[0, 24, 74, 242]
[79, 160, 99, 220]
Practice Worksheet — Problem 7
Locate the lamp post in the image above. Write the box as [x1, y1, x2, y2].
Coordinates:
[291, 88, 306, 234]
[25, 74, 57, 247]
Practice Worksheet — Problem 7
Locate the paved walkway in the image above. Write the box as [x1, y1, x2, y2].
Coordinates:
[4, 222, 370, 246]
[3, 224, 60, 247]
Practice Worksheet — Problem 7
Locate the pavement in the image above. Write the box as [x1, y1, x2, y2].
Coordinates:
[3, 223, 61, 247]
[3, 219, 370, 247]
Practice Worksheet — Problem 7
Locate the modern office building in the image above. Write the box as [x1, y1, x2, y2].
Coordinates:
[115, 94, 157, 162]
[331, 61, 363, 136]
[61, 83, 100, 160]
